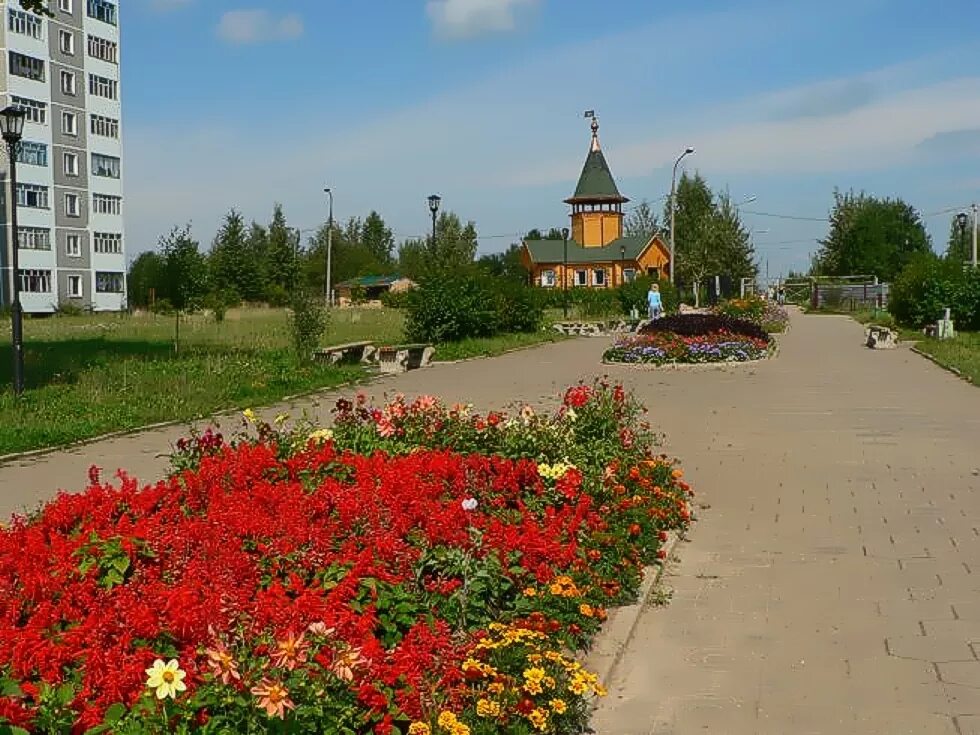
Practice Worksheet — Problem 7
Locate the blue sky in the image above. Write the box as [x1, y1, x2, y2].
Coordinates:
[123, 0, 980, 278]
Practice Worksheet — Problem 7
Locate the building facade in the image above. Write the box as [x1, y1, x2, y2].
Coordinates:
[0, 0, 124, 313]
[521, 118, 670, 289]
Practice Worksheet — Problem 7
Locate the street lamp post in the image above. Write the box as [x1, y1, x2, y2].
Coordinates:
[669, 147, 695, 285]
[973, 204, 979, 269]
[428, 194, 441, 246]
[620, 244, 626, 288]
[1, 107, 27, 396]
[562, 227, 569, 319]
[323, 188, 333, 306]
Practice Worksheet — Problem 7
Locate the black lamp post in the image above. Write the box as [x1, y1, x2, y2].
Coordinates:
[1, 106, 26, 396]
[561, 227, 569, 318]
[620, 244, 626, 288]
[427, 194, 441, 245]
[957, 212, 969, 258]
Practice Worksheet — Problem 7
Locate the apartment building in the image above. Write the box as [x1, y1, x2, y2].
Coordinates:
[0, 0, 124, 312]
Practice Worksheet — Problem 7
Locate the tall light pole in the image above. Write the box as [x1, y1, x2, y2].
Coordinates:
[323, 188, 333, 306]
[428, 194, 441, 246]
[669, 146, 695, 285]
[973, 203, 978, 269]
[1, 107, 27, 396]
[562, 226, 569, 318]
[620, 243, 626, 288]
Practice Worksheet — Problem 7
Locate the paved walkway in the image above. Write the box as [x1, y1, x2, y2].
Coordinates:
[3, 312, 980, 733]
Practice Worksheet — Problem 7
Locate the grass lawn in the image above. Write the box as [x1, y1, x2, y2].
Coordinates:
[909, 332, 980, 385]
[0, 307, 566, 455]
[432, 330, 567, 362]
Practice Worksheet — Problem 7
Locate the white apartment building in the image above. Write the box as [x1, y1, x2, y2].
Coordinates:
[0, 0, 124, 312]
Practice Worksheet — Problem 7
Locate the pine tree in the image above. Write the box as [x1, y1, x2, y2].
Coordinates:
[625, 200, 659, 240]
[713, 192, 757, 280]
[664, 172, 717, 293]
[209, 210, 250, 301]
[362, 211, 395, 266]
[266, 203, 299, 291]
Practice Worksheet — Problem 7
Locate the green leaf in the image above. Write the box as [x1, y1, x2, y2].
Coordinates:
[104, 703, 126, 722]
[0, 680, 22, 698]
[0, 725, 31, 735]
[110, 555, 130, 574]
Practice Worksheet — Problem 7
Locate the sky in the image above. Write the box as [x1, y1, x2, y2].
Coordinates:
[122, 0, 980, 279]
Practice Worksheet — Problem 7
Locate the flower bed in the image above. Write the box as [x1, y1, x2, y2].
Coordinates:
[604, 330, 770, 365]
[713, 297, 789, 334]
[0, 382, 693, 734]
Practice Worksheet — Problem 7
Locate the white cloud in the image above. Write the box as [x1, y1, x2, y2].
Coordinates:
[426, 0, 537, 39]
[216, 10, 304, 44]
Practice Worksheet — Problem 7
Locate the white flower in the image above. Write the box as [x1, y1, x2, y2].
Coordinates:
[461, 497, 478, 512]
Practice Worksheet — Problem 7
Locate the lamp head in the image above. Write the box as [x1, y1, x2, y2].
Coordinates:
[427, 194, 441, 214]
[957, 212, 969, 232]
[0, 106, 27, 144]
[684, 146, 695, 155]
[561, 227, 569, 241]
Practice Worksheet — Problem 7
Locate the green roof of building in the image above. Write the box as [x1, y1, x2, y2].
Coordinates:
[523, 236, 651, 264]
[335, 274, 406, 288]
[565, 140, 628, 205]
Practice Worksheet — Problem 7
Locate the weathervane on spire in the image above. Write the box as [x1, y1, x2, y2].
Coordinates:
[584, 110, 599, 150]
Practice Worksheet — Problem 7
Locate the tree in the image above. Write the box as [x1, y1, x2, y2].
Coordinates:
[242, 222, 269, 302]
[814, 190, 931, 281]
[625, 200, 660, 240]
[477, 244, 527, 283]
[397, 238, 429, 281]
[362, 211, 395, 266]
[265, 204, 298, 292]
[209, 210, 251, 301]
[127, 252, 166, 309]
[161, 225, 208, 311]
[544, 228, 564, 240]
[713, 192, 757, 280]
[428, 211, 478, 273]
[18, 1, 49, 16]
[525, 229, 543, 241]
[945, 213, 973, 264]
[664, 172, 717, 302]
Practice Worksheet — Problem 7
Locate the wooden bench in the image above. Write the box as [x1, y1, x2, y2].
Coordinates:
[377, 343, 435, 374]
[313, 341, 376, 365]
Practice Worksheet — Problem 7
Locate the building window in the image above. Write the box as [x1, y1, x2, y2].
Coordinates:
[592, 269, 606, 286]
[11, 97, 47, 125]
[574, 269, 587, 287]
[67, 275, 83, 298]
[62, 111, 78, 136]
[88, 73, 118, 100]
[16, 183, 48, 209]
[59, 0, 73, 13]
[8, 8, 42, 39]
[66, 234, 81, 257]
[16, 141, 47, 167]
[59, 30, 75, 55]
[87, 34, 117, 64]
[60, 70, 77, 96]
[92, 193, 122, 215]
[20, 269, 52, 293]
[90, 114, 119, 138]
[541, 269, 556, 287]
[95, 271, 124, 293]
[65, 193, 81, 217]
[623, 268, 636, 283]
[91, 153, 120, 178]
[18, 227, 51, 251]
[87, 0, 117, 25]
[64, 151, 79, 176]
[93, 232, 122, 254]
[9, 52, 45, 82]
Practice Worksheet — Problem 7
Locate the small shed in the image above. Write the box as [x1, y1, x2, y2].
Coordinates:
[334, 275, 415, 305]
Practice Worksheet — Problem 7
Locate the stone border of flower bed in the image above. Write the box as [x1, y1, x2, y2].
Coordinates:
[583, 530, 686, 688]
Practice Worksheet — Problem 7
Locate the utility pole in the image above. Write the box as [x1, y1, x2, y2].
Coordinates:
[324, 188, 333, 306]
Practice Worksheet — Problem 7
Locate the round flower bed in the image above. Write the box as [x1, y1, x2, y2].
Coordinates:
[0, 382, 693, 734]
[604, 314, 772, 365]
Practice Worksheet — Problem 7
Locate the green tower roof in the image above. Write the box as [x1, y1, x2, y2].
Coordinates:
[564, 121, 629, 205]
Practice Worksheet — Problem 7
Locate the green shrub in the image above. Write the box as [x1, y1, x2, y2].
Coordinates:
[494, 281, 544, 333]
[405, 273, 499, 343]
[380, 288, 411, 309]
[289, 288, 329, 362]
[890, 256, 965, 328]
[55, 302, 86, 317]
[265, 284, 289, 308]
[150, 298, 175, 315]
[618, 277, 678, 317]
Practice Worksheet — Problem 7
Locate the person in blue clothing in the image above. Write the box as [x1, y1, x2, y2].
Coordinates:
[647, 283, 663, 320]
